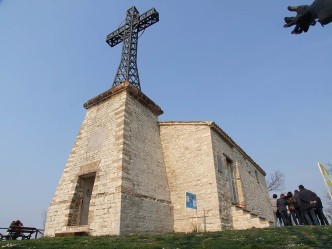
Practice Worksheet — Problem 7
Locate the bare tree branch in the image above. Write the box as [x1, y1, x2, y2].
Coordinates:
[267, 170, 285, 192]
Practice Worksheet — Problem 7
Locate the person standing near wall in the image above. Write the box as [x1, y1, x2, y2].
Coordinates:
[270, 194, 278, 227]
[277, 194, 289, 226]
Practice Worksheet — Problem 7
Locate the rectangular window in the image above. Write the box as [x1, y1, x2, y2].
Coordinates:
[255, 170, 260, 183]
[226, 158, 238, 204]
[217, 155, 223, 172]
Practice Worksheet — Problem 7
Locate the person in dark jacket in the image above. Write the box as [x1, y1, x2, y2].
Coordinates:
[277, 193, 289, 226]
[286, 192, 300, 225]
[315, 195, 330, 225]
[298, 185, 320, 225]
[294, 190, 305, 225]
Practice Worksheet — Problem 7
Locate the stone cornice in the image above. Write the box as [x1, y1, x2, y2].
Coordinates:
[83, 81, 163, 116]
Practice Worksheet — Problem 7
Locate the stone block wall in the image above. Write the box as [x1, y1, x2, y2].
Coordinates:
[210, 129, 236, 229]
[45, 82, 173, 236]
[159, 122, 223, 233]
[45, 90, 127, 236]
[210, 124, 274, 226]
[234, 154, 273, 221]
[118, 91, 173, 235]
[160, 121, 273, 232]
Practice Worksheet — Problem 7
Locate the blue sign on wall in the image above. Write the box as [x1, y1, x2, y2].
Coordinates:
[186, 192, 197, 209]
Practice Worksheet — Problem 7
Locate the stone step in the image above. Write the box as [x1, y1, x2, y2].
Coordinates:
[231, 206, 271, 229]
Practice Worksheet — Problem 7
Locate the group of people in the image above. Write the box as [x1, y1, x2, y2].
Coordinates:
[271, 185, 330, 226]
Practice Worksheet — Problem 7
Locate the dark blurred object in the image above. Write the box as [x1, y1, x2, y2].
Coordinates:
[284, 0, 332, 34]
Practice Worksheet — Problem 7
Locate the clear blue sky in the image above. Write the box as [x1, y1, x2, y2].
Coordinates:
[1, 0, 331, 228]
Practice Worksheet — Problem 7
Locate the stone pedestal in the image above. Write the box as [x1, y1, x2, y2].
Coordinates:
[45, 82, 173, 236]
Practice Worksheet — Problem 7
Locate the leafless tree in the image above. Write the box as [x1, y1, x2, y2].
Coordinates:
[267, 170, 285, 192]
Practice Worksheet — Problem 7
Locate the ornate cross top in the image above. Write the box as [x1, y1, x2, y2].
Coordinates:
[106, 6, 159, 90]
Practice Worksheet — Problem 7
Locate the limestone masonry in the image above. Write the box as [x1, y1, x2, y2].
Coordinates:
[45, 81, 273, 236]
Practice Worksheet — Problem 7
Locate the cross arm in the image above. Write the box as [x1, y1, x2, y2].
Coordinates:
[106, 24, 129, 47]
[136, 8, 159, 33]
[106, 8, 159, 47]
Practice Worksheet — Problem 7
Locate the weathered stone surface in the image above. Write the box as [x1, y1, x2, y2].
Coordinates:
[45, 82, 273, 236]
[159, 122, 273, 232]
[45, 82, 172, 236]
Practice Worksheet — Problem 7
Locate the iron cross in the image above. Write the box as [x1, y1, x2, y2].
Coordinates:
[106, 6, 159, 90]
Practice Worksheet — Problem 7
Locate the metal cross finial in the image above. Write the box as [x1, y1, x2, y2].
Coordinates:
[106, 6, 159, 90]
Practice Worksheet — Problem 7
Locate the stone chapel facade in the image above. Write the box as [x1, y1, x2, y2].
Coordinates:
[45, 81, 273, 236]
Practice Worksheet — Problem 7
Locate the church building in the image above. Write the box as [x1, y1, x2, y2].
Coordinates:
[45, 82, 273, 236]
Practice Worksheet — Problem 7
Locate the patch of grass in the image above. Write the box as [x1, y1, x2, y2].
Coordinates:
[1, 226, 332, 249]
